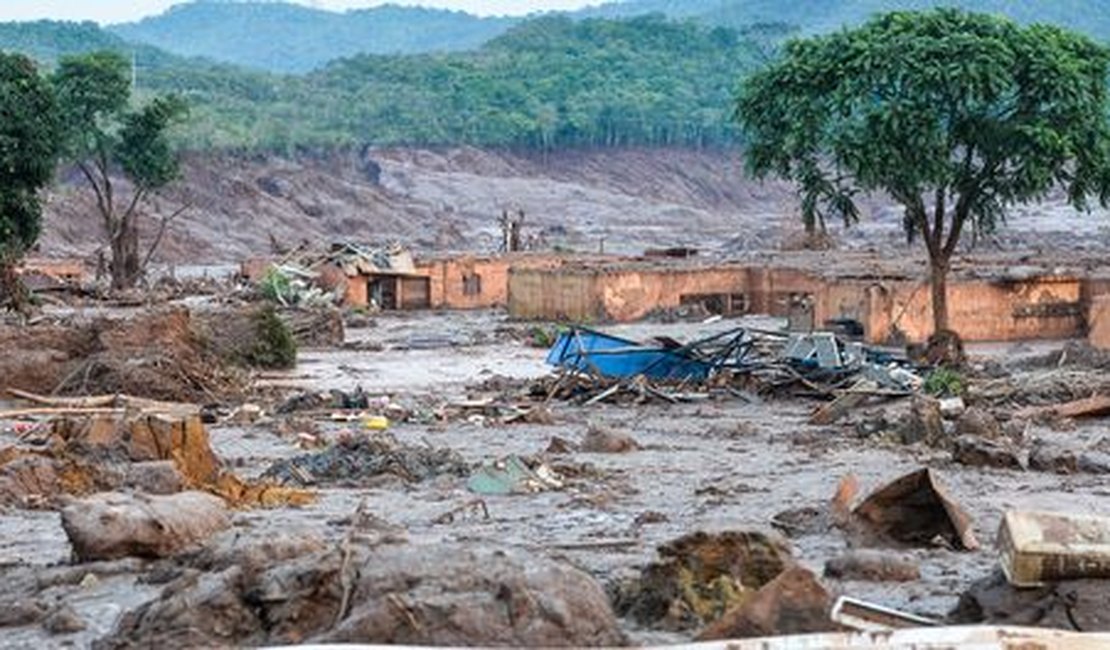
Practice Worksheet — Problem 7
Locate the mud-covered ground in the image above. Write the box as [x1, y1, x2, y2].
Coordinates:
[3, 309, 1110, 648]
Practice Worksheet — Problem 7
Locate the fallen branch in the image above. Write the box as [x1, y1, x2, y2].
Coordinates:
[5, 388, 199, 415]
[0, 407, 124, 419]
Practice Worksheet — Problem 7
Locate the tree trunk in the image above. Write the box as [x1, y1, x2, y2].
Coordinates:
[110, 219, 142, 291]
[0, 251, 31, 316]
[929, 254, 950, 335]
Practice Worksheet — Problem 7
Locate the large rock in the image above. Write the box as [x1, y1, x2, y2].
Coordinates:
[697, 567, 835, 640]
[61, 491, 230, 561]
[952, 569, 1110, 632]
[101, 542, 625, 648]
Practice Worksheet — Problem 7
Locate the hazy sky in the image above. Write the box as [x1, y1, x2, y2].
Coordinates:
[0, 1, 603, 24]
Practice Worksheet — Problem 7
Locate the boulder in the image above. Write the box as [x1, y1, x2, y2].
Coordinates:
[61, 491, 230, 561]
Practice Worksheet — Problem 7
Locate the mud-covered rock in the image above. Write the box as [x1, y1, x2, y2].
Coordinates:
[952, 435, 1025, 470]
[1028, 442, 1110, 475]
[0, 599, 49, 628]
[43, 605, 86, 635]
[118, 461, 186, 494]
[100, 542, 625, 648]
[954, 408, 1002, 439]
[611, 530, 792, 631]
[952, 569, 1110, 631]
[62, 491, 230, 561]
[580, 423, 640, 453]
[697, 567, 834, 640]
[823, 550, 920, 582]
[898, 396, 946, 447]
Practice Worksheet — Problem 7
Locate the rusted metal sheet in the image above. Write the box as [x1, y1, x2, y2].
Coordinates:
[853, 468, 980, 551]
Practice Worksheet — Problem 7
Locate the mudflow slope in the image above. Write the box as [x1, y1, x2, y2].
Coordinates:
[41, 146, 1110, 265]
[40, 147, 797, 264]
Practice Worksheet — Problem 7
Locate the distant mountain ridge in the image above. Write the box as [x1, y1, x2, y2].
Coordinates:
[109, 1, 520, 73]
[584, 0, 1110, 37]
[106, 0, 1110, 74]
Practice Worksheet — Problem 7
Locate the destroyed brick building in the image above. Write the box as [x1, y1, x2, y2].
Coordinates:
[507, 252, 1104, 345]
[244, 246, 1110, 347]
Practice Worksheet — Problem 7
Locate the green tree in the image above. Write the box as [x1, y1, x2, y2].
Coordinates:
[735, 9, 1110, 337]
[52, 51, 187, 290]
[0, 53, 61, 312]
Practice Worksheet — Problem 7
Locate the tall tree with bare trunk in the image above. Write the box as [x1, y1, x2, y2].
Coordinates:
[734, 9, 1110, 338]
[52, 51, 186, 291]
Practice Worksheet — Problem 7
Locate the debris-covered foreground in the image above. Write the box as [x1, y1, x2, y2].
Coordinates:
[4, 308, 1110, 647]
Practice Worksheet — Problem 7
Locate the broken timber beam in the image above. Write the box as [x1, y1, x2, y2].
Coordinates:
[809, 380, 879, 425]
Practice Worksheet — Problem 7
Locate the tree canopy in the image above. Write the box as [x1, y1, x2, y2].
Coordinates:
[0, 52, 61, 311]
[0, 52, 60, 257]
[53, 50, 187, 290]
[735, 9, 1110, 336]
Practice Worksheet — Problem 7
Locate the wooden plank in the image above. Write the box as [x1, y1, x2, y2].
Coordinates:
[1016, 394, 1110, 420]
[808, 380, 878, 425]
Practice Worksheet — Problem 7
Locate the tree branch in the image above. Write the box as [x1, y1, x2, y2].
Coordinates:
[77, 162, 110, 229]
[932, 187, 946, 253]
[94, 151, 116, 236]
[120, 186, 148, 230]
[140, 201, 191, 272]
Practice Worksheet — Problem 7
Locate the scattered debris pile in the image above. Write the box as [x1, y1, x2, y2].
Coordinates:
[541, 326, 923, 407]
[0, 305, 316, 402]
[263, 434, 469, 487]
[0, 308, 245, 401]
[249, 242, 416, 309]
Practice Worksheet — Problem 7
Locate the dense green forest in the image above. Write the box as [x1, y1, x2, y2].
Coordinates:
[1, 16, 779, 151]
[109, 0, 1110, 74]
[3, 0, 1109, 153]
[111, 1, 519, 74]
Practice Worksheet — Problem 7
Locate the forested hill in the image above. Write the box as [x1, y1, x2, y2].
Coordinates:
[0, 16, 775, 151]
[3, 2, 1109, 153]
[110, 1, 518, 74]
[110, 0, 1110, 74]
